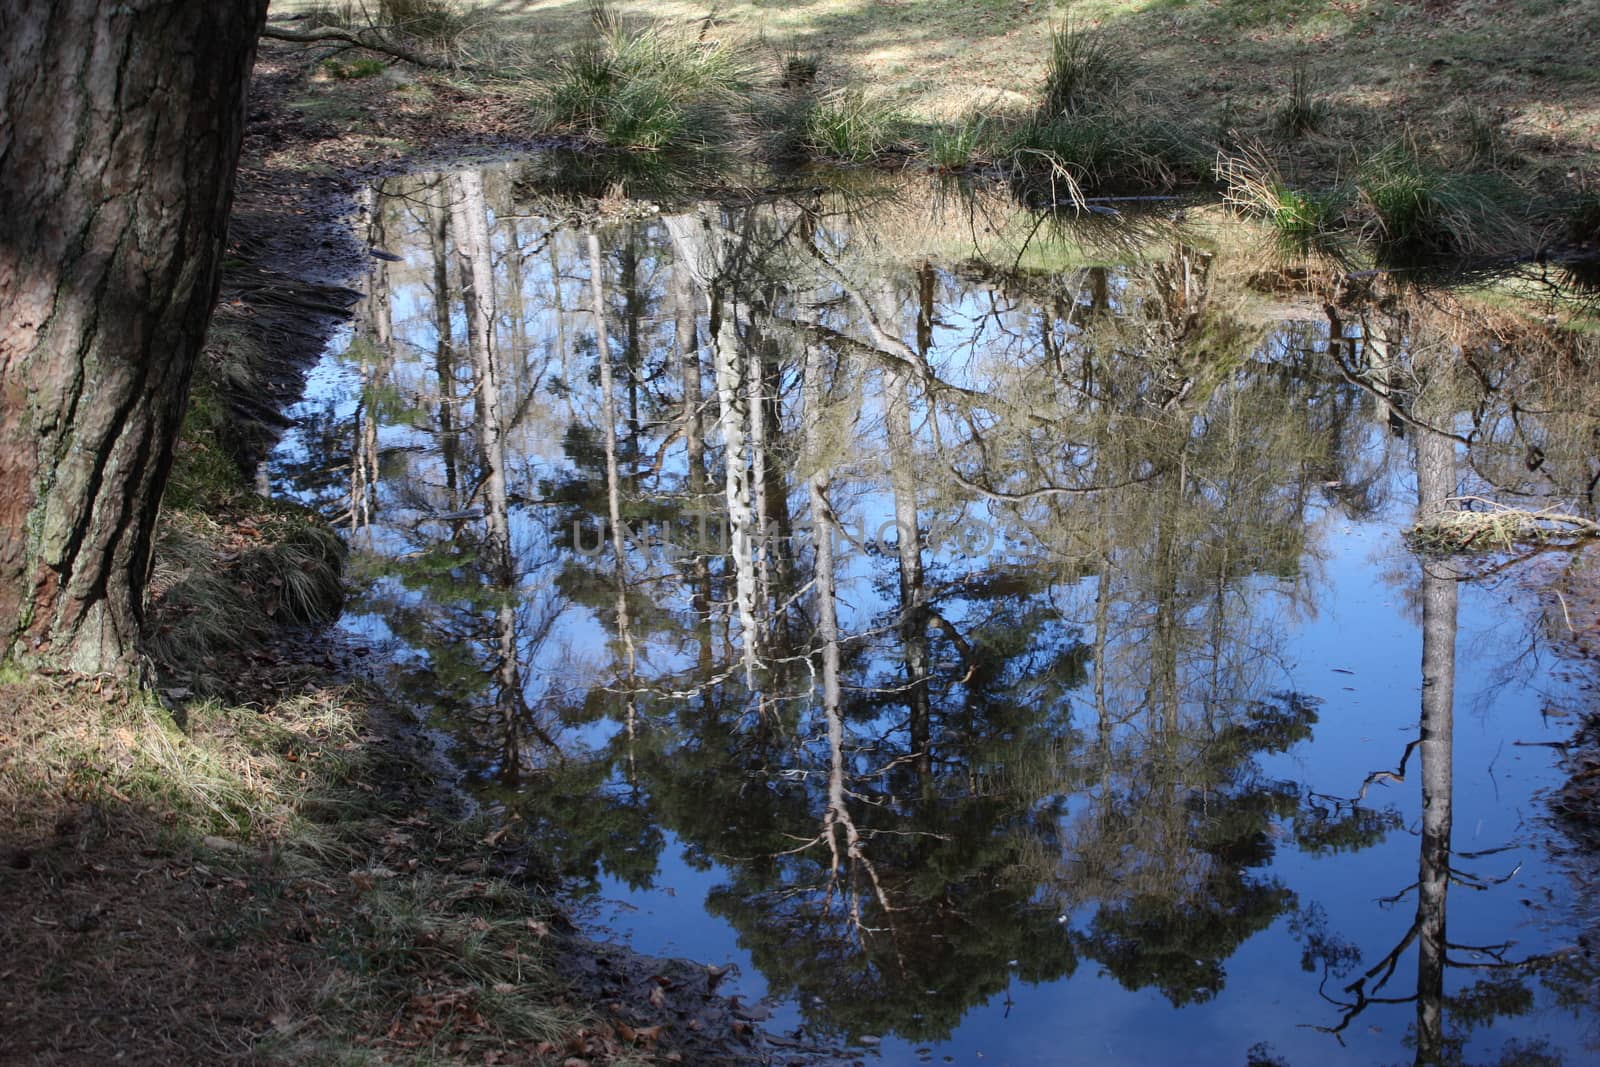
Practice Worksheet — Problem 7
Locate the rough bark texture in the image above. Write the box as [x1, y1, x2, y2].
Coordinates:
[0, 0, 267, 672]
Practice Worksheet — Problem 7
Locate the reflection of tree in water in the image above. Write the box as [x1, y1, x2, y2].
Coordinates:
[276, 170, 1600, 1058]
[623, 228, 1367, 1039]
[1298, 299, 1593, 1067]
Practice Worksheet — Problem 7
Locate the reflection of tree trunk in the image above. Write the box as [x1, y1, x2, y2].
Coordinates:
[620, 232, 643, 473]
[1362, 304, 1403, 435]
[450, 173, 509, 565]
[1087, 266, 1110, 314]
[885, 363, 931, 779]
[549, 238, 576, 421]
[664, 213, 759, 683]
[1413, 392, 1458, 1067]
[451, 171, 533, 782]
[588, 232, 638, 753]
[749, 323, 774, 625]
[1093, 558, 1112, 757]
[806, 327, 885, 940]
[674, 260, 714, 676]
[427, 180, 462, 511]
[760, 339, 799, 660]
[713, 288, 759, 684]
[502, 209, 530, 398]
[351, 185, 394, 532]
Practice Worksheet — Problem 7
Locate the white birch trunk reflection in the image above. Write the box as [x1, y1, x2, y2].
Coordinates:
[1413, 375, 1458, 1066]
[664, 212, 760, 684]
[588, 231, 639, 752]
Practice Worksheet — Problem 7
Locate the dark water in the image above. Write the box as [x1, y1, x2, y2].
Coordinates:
[272, 162, 1600, 1065]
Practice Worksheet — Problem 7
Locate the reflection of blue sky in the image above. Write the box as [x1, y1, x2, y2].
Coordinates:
[268, 170, 1595, 1066]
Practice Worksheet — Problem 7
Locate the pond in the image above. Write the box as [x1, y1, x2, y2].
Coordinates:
[272, 161, 1600, 1066]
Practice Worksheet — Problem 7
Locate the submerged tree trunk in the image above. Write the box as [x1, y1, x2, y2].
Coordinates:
[0, 0, 268, 672]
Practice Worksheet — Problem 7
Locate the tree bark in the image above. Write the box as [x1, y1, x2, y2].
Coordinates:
[0, 0, 268, 673]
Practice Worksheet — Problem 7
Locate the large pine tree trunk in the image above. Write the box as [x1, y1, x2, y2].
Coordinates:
[0, 0, 268, 673]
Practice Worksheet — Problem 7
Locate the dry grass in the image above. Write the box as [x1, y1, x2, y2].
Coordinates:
[146, 506, 345, 698]
[0, 672, 595, 1065]
[1408, 497, 1600, 553]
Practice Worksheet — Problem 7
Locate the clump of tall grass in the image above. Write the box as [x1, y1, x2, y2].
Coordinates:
[1459, 105, 1520, 170]
[1274, 62, 1329, 138]
[539, 4, 761, 153]
[1354, 142, 1515, 257]
[1407, 498, 1600, 553]
[928, 113, 989, 171]
[302, 1, 359, 30]
[1219, 148, 1348, 254]
[1005, 111, 1208, 193]
[379, 0, 470, 45]
[795, 86, 908, 163]
[321, 56, 387, 80]
[300, 872, 572, 1057]
[1039, 21, 1131, 119]
[0, 674, 363, 841]
[146, 506, 345, 695]
[1005, 20, 1209, 194]
[1566, 190, 1600, 243]
[780, 48, 821, 90]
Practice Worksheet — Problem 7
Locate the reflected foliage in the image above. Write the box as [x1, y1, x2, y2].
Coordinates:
[272, 166, 1600, 1060]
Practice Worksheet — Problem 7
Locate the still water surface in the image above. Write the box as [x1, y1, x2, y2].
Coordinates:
[273, 162, 1600, 1065]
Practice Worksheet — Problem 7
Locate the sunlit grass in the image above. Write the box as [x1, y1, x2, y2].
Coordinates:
[538, 3, 762, 152]
[796, 86, 908, 163]
[1355, 142, 1517, 258]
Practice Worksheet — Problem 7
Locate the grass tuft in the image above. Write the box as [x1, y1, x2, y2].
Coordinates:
[322, 56, 388, 80]
[1006, 110, 1207, 193]
[1355, 142, 1515, 258]
[1039, 21, 1131, 119]
[1003, 19, 1209, 194]
[0, 678, 363, 841]
[379, 0, 470, 46]
[1274, 62, 1329, 138]
[539, 14, 760, 152]
[796, 86, 908, 163]
[146, 505, 345, 695]
[926, 113, 989, 171]
[779, 48, 820, 90]
[1220, 148, 1348, 254]
[1568, 190, 1600, 244]
[1407, 498, 1600, 553]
